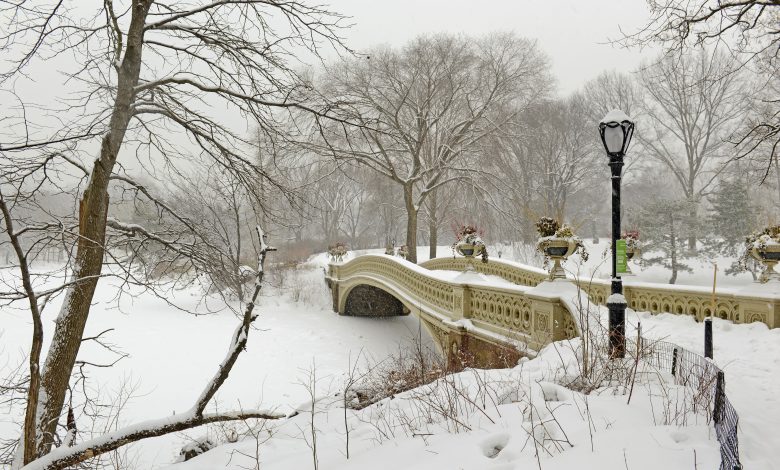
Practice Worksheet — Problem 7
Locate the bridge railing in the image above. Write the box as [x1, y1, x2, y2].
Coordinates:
[420, 256, 780, 328]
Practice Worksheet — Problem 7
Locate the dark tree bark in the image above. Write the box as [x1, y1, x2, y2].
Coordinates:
[428, 188, 438, 260]
[0, 195, 44, 465]
[403, 184, 419, 263]
[36, 1, 153, 456]
[669, 212, 679, 285]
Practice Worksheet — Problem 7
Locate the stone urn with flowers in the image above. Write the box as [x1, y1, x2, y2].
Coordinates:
[622, 229, 641, 275]
[451, 224, 489, 270]
[327, 242, 348, 262]
[536, 217, 589, 280]
[742, 225, 780, 283]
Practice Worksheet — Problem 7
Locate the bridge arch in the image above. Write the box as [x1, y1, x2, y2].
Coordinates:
[339, 280, 410, 317]
[334, 274, 455, 361]
[335, 275, 416, 316]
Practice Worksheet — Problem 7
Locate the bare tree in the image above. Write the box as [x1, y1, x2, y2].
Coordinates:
[582, 70, 642, 122]
[310, 33, 551, 262]
[637, 48, 749, 251]
[162, 167, 264, 301]
[0, 0, 348, 466]
[489, 95, 601, 234]
[626, 0, 780, 177]
[628, 0, 780, 56]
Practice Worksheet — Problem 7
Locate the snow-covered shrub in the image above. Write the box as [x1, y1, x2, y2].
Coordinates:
[177, 436, 215, 462]
[349, 338, 446, 410]
[623, 229, 640, 251]
[277, 264, 331, 308]
[535, 217, 559, 237]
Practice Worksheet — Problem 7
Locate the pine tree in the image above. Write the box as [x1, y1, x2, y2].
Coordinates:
[705, 178, 756, 256]
[705, 178, 761, 278]
[631, 199, 694, 284]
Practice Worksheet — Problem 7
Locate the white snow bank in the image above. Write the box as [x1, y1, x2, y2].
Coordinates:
[162, 333, 725, 470]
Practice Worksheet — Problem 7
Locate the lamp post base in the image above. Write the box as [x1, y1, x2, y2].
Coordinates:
[608, 300, 626, 359]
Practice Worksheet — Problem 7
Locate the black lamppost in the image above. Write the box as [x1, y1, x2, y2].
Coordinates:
[599, 109, 634, 359]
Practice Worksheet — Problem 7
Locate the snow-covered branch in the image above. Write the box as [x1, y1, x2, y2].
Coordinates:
[20, 409, 285, 470]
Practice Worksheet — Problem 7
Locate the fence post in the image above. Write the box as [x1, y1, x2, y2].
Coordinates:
[713, 370, 725, 424]
[704, 318, 713, 359]
[671, 347, 678, 376]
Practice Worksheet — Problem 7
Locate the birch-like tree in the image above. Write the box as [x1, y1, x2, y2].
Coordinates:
[311, 33, 551, 262]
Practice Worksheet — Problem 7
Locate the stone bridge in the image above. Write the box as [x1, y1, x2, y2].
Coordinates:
[325, 254, 780, 369]
[325, 255, 579, 369]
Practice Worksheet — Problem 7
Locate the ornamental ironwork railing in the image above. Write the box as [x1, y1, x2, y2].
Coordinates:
[628, 337, 741, 470]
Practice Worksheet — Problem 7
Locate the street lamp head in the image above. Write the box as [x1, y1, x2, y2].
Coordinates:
[599, 109, 634, 157]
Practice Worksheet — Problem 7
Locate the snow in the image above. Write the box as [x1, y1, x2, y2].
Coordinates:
[606, 293, 627, 304]
[427, 268, 521, 289]
[452, 269, 487, 283]
[155, 331, 726, 470]
[158, 297, 779, 470]
[0, 262, 431, 468]
[600, 109, 632, 124]
[624, 310, 780, 470]
[3, 250, 779, 470]
[497, 240, 760, 289]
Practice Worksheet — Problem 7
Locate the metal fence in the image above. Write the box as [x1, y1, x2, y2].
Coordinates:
[630, 338, 742, 470]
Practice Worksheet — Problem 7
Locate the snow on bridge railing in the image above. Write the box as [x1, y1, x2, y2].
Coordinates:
[420, 256, 780, 329]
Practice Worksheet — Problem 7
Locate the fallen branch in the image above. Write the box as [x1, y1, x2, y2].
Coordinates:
[21, 409, 285, 470]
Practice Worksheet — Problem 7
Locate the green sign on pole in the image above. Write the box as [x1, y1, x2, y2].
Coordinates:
[616, 239, 627, 275]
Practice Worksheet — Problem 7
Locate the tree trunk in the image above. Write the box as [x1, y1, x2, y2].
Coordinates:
[775, 156, 780, 220]
[35, 1, 151, 457]
[428, 188, 437, 260]
[403, 185, 418, 264]
[669, 212, 678, 285]
[0, 200, 44, 467]
[687, 205, 697, 253]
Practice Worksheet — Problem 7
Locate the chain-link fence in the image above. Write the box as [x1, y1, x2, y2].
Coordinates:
[631, 338, 741, 470]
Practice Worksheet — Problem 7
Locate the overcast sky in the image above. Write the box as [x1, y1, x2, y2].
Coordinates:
[329, 0, 657, 95]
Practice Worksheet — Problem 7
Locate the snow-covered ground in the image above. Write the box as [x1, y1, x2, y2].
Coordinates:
[2, 250, 778, 469]
[633, 311, 780, 470]
[0, 260, 430, 468]
[160, 302, 780, 470]
[162, 338, 724, 470]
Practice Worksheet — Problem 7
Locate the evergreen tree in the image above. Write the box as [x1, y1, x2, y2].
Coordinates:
[631, 199, 694, 284]
[705, 178, 757, 257]
[705, 178, 761, 278]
